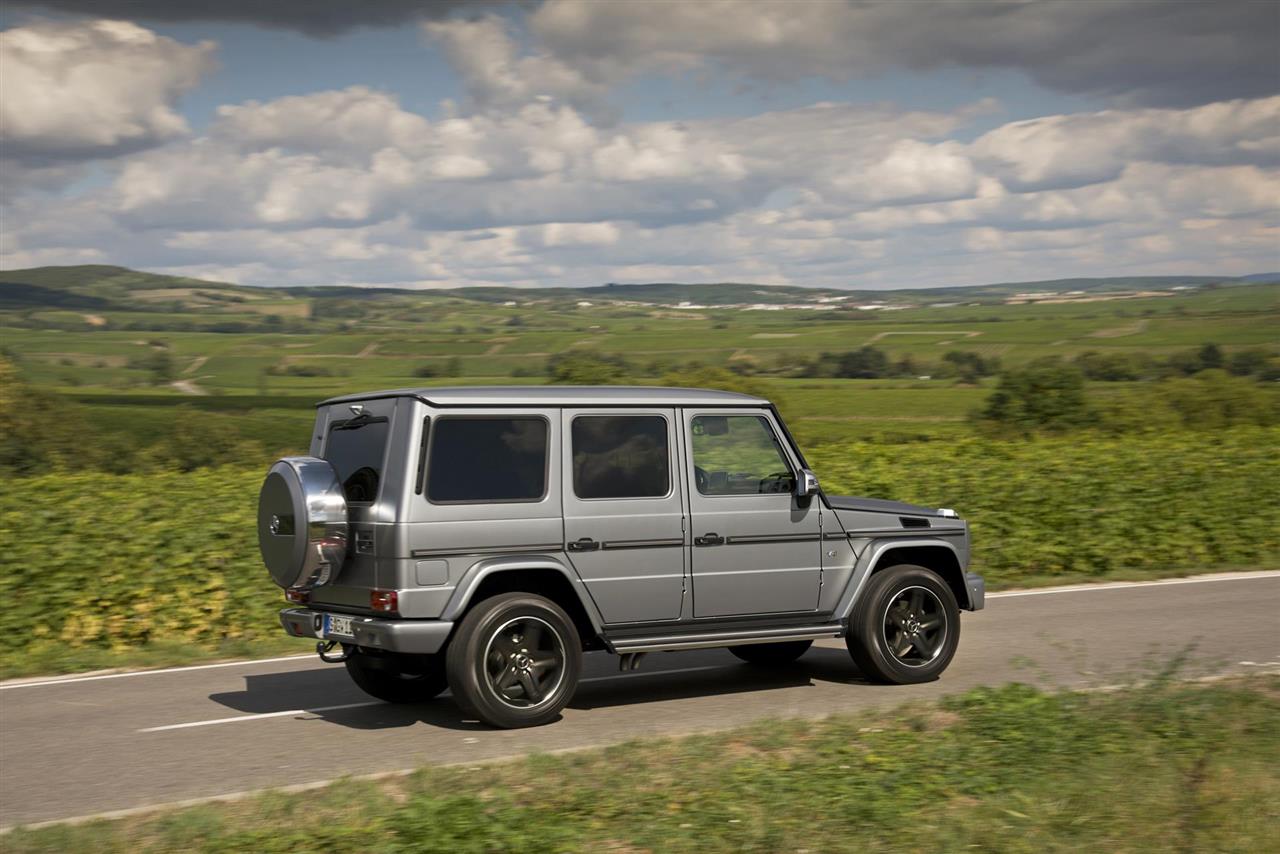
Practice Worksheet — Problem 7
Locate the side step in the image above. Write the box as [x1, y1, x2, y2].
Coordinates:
[608, 622, 845, 654]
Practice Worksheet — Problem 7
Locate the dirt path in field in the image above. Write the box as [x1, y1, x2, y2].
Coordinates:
[182, 356, 208, 376]
[356, 342, 380, 358]
[170, 379, 208, 396]
[866, 330, 982, 344]
[1089, 318, 1149, 338]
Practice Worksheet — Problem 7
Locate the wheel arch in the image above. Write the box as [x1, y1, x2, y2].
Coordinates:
[837, 538, 975, 618]
[870, 544, 972, 610]
[442, 557, 605, 649]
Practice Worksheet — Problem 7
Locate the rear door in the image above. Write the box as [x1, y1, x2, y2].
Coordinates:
[561, 408, 686, 624]
[683, 409, 821, 618]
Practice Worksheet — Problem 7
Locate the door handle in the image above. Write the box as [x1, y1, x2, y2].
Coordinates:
[694, 533, 725, 546]
[567, 537, 600, 552]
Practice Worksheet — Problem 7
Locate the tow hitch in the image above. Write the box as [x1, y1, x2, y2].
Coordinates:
[317, 640, 351, 663]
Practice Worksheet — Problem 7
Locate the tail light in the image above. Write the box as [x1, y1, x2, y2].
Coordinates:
[370, 589, 398, 613]
[285, 587, 311, 605]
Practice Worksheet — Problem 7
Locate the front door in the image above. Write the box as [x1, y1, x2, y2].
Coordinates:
[561, 409, 686, 624]
[684, 410, 822, 618]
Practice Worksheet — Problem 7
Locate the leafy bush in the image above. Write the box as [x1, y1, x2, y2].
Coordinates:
[977, 358, 1093, 433]
[546, 351, 634, 384]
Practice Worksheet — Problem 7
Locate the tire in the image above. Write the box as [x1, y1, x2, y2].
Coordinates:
[846, 564, 960, 684]
[344, 649, 448, 703]
[446, 592, 582, 729]
[728, 640, 813, 666]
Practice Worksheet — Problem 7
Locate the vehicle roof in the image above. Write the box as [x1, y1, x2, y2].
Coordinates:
[318, 385, 771, 408]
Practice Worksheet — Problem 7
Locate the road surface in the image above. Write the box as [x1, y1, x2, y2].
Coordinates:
[2, 572, 1277, 829]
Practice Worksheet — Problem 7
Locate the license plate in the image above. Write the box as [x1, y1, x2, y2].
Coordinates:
[324, 614, 354, 639]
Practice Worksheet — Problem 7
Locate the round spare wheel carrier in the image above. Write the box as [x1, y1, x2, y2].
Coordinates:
[258, 456, 349, 589]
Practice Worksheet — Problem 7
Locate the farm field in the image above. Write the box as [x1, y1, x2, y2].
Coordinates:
[2, 267, 1277, 452]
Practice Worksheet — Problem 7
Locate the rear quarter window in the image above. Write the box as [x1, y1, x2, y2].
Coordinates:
[325, 416, 390, 503]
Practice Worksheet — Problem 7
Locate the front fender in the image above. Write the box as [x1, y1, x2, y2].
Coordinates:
[834, 537, 972, 619]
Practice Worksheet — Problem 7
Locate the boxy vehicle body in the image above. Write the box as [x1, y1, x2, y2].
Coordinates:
[261, 386, 983, 728]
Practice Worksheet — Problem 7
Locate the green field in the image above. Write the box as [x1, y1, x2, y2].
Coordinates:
[7, 677, 1277, 851]
[4, 268, 1277, 416]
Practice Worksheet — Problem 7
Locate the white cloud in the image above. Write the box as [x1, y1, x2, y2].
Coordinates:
[542, 222, 620, 247]
[2, 69, 1277, 289]
[422, 15, 610, 118]
[971, 97, 1280, 191]
[530, 0, 1279, 107]
[0, 19, 215, 164]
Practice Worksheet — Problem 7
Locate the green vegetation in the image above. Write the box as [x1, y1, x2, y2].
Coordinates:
[3, 427, 1276, 678]
[7, 677, 1277, 851]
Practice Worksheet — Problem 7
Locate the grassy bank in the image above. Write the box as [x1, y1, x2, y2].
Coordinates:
[7, 678, 1278, 851]
[2, 427, 1277, 679]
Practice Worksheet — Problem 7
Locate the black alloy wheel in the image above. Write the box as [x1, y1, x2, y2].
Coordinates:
[846, 563, 960, 684]
[446, 592, 582, 728]
[482, 615, 566, 708]
[882, 586, 947, 667]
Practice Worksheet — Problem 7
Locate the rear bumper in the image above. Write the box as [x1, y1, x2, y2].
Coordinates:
[279, 608, 454, 654]
[964, 572, 985, 611]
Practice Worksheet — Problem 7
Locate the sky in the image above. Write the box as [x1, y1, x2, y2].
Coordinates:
[0, 0, 1277, 290]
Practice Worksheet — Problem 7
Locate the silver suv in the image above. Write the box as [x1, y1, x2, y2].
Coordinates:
[259, 386, 983, 728]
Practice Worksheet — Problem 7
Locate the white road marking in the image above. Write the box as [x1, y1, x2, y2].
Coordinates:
[137, 666, 737, 733]
[8, 571, 1278, 692]
[0, 654, 315, 691]
[986, 570, 1280, 599]
[139, 702, 380, 732]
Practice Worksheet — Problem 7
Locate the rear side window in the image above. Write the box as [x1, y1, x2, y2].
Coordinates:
[427, 417, 549, 503]
[326, 416, 390, 503]
[572, 415, 670, 499]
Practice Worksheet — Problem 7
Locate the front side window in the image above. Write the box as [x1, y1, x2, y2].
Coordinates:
[426, 417, 549, 503]
[690, 415, 794, 496]
[326, 416, 389, 503]
[572, 415, 670, 499]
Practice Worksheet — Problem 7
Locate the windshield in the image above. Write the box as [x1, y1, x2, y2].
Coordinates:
[325, 416, 389, 503]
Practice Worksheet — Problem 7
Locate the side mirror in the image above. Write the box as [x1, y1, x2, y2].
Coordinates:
[795, 469, 819, 497]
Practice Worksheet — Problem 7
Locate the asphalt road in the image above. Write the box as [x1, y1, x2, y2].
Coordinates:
[2, 572, 1278, 829]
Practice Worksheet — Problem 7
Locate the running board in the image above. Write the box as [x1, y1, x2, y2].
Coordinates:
[608, 623, 845, 654]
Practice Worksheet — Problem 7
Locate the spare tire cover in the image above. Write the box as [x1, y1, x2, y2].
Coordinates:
[258, 456, 349, 589]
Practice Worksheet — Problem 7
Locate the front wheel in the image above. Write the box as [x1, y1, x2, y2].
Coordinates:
[846, 564, 960, 684]
[446, 592, 582, 728]
[728, 640, 813, 666]
[344, 649, 448, 703]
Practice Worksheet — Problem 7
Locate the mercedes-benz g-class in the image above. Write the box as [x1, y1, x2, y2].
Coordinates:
[259, 386, 983, 728]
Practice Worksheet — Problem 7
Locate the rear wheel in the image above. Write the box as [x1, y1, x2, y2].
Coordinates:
[846, 564, 959, 684]
[344, 649, 447, 703]
[728, 640, 813, 666]
[446, 592, 582, 729]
